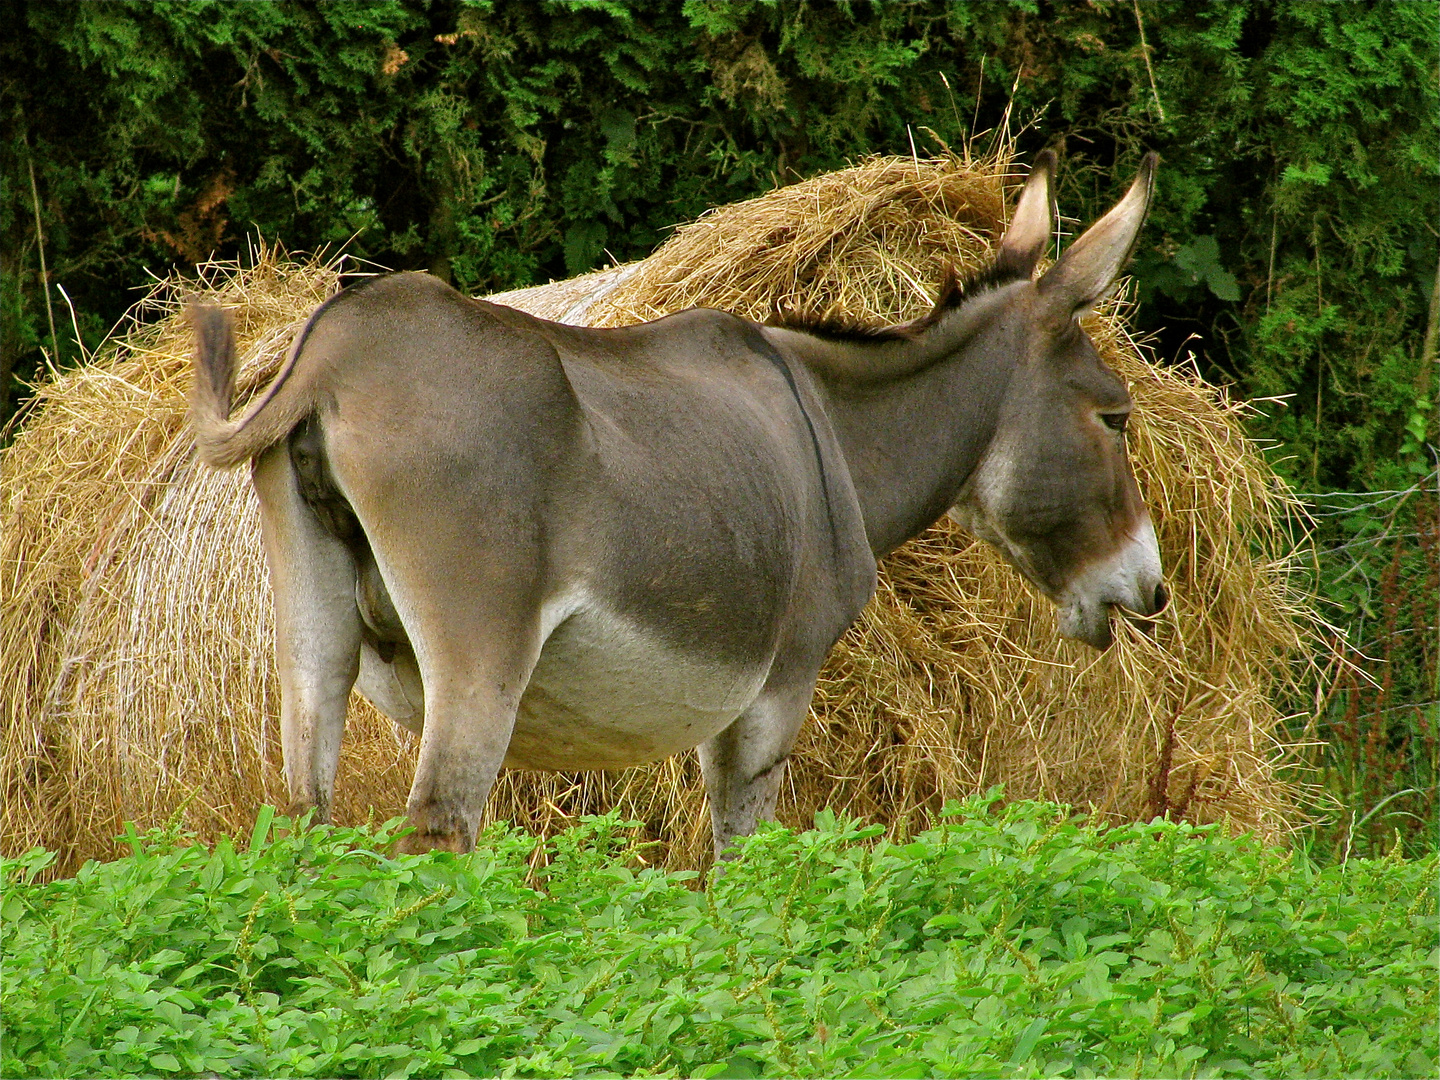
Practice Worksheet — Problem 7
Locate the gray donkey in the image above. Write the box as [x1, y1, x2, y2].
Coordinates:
[190, 151, 1165, 855]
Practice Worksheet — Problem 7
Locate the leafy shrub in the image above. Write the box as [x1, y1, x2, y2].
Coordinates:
[3, 797, 1436, 1078]
[6, 2, 1435, 496]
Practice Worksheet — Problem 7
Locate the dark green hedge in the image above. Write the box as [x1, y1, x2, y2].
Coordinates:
[4, 0, 1435, 494]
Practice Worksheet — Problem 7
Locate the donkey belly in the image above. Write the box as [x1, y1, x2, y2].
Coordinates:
[505, 605, 771, 771]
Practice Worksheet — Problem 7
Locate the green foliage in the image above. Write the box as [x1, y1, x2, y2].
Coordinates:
[1233, 4, 1436, 496]
[4, 799, 1437, 1079]
[7, 2, 1435, 490]
[1301, 483, 1438, 863]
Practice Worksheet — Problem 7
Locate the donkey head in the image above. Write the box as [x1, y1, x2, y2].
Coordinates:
[951, 152, 1166, 649]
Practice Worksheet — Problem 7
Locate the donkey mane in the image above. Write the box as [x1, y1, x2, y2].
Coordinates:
[764, 259, 1028, 343]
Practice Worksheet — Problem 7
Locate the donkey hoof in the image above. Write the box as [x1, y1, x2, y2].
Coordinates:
[284, 797, 328, 824]
[397, 826, 474, 855]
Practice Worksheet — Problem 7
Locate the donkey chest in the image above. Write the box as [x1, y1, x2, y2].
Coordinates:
[505, 598, 772, 771]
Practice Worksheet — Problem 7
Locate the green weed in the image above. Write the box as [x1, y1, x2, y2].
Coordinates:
[3, 796, 1435, 1078]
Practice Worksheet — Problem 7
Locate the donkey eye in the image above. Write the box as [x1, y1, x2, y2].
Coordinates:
[1100, 411, 1129, 433]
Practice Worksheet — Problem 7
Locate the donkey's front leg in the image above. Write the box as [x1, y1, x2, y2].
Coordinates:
[698, 680, 816, 858]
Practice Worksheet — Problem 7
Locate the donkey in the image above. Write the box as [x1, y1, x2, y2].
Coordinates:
[190, 151, 1165, 856]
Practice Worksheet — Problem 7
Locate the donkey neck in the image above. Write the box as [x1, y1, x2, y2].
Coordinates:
[767, 282, 1028, 557]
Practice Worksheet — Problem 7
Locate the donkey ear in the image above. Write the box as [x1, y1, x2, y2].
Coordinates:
[995, 150, 1057, 280]
[1038, 152, 1157, 316]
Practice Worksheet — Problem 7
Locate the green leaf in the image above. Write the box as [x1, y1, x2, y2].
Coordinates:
[1174, 236, 1241, 302]
[1009, 1016, 1050, 1063]
[249, 806, 276, 854]
[1281, 161, 1334, 187]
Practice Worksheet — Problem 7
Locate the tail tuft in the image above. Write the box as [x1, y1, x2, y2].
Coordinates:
[188, 302, 240, 466]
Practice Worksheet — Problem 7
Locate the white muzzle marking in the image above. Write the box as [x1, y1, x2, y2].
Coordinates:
[1057, 514, 1164, 647]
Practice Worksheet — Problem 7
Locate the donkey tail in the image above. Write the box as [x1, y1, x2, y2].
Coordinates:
[189, 303, 315, 469]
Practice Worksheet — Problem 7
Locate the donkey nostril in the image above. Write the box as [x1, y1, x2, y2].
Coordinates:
[1152, 582, 1169, 614]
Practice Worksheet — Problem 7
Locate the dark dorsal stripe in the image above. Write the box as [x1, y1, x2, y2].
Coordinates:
[298, 272, 392, 352]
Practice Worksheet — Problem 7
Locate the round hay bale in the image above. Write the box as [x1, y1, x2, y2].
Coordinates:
[1, 154, 1319, 875]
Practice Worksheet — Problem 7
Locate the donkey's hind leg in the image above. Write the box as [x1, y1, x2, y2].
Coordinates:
[347, 505, 547, 855]
[252, 444, 362, 823]
[387, 580, 543, 855]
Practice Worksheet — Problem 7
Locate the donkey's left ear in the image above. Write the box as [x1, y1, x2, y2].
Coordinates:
[995, 150, 1057, 280]
[1039, 152, 1158, 316]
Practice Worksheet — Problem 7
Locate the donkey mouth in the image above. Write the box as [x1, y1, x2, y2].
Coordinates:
[1059, 581, 1169, 650]
[1058, 600, 1119, 650]
[1118, 580, 1170, 634]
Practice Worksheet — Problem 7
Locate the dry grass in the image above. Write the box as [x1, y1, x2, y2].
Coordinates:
[2, 154, 1320, 876]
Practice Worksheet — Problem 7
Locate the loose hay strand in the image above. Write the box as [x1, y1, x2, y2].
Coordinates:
[2, 156, 1322, 876]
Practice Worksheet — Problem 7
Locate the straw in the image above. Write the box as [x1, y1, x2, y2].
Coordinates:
[1, 153, 1322, 876]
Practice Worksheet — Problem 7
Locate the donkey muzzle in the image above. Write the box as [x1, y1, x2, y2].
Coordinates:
[1056, 516, 1166, 650]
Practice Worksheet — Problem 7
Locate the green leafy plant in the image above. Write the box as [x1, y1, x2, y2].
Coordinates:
[1303, 481, 1438, 862]
[4, 798, 1435, 1078]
